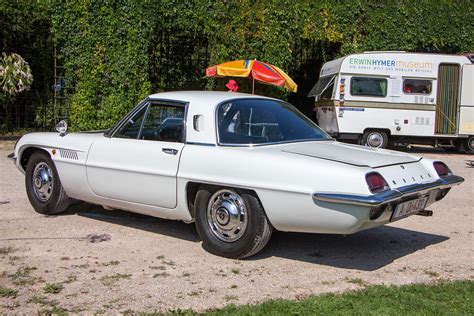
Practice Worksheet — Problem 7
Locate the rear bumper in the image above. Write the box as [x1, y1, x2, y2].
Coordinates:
[313, 175, 464, 207]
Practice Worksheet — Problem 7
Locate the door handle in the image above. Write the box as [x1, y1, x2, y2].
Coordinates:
[162, 148, 178, 155]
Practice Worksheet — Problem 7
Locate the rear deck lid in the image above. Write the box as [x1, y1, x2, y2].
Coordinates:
[282, 141, 421, 168]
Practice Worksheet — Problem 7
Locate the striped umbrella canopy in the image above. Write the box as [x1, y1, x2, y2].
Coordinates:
[206, 59, 297, 93]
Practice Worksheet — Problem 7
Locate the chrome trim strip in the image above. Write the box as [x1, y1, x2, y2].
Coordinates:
[313, 175, 464, 207]
[185, 142, 216, 147]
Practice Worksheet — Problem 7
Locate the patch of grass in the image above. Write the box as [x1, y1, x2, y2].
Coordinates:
[223, 295, 238, 302]
[43, 283, 64, 294]
[0, 287, 18, 298]
[162, 260, 176, 266]
[345, 277, 367, 287]
[103, 260, 120, 266]
[8, 266, 40, 285]
[160, 281, 474, 315]
[156, 255, 165, 260]
[72, 263, 89, 269]
[424, 270, 440, 278]
[63, 274, 77, 284]
[182, 272, 191, 277]
[101, 273, 132, 286]
[28, 295, 66, 314]
[188, 291, 200, 297]
[153, 272, 170, 278]
[230, 268, 240, 275]
[8, 255, 21, 262]
[230, 285, 238, 289]
[150, 266, 166, 270]
[60, 256, 70, 261]
[0, 246, 15, 255]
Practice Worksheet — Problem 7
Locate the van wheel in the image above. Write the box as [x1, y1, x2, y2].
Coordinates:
[194, 185, 273, 259]
[25, 152, 70, 215]
[463, 136, 474, 154]
[361, 131, 389, 149]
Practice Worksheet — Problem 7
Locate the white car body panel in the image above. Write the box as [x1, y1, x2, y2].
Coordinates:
[86, 137, 183, 209]
[13, 91, 463, 234]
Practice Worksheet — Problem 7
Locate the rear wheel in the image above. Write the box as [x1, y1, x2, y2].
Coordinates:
[194, 185, 272, 259]
[463, 136, 474, 154]
[361, 130, 389, 149]
[25, 152, 70, 215]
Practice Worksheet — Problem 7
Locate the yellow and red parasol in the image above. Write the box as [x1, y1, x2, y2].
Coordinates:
[206, 59, 297, 93]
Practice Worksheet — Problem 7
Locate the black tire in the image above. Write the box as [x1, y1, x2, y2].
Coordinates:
[361, 130, 389, 149]
[25, 151, 70, 215]
[463, 136, 474, 154]
[194, 185, 272, 259]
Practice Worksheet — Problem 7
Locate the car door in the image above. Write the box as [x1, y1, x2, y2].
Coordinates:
[86, 100, 186, 209]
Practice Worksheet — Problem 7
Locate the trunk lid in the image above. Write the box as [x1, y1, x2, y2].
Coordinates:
[282, 141, 421, 168]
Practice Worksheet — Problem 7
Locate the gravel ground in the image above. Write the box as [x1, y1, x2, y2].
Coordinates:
[0, 143, 473, 314]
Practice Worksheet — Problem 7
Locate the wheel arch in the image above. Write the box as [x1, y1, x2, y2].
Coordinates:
[185, 181, 268, 220]
[19, 146, 50, 172]
[362, 127, 392, 136]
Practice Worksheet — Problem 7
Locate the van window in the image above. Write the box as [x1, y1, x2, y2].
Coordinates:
[308, 75, 335, 98]
[320, 79, 334, 100]
[403, 79, 432, 94]
[350, 77, 387, 97]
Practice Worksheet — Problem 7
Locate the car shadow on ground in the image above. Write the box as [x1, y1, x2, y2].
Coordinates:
[253, 227, 448, 271]
[68, 202, 200, 243]
[68, 203, 448, 271]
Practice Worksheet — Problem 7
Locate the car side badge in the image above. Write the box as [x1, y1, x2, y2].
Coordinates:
[56, 120, 68, 137]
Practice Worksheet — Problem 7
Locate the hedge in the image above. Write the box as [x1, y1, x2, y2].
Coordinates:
[3, 0, 473, 131]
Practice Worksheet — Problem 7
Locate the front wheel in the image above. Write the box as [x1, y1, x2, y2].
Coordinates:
[361, 130, 389, 149]
[194, 186, 272, 259]
[463, 136, 474, 154]
[25, 152, 70, 215]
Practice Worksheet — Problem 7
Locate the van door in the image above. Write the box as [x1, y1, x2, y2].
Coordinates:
[435, 64, 461, 134]
[459, 64, 474, 135]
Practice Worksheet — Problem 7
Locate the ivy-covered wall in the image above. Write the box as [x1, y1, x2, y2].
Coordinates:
[3, 0, 473, 131]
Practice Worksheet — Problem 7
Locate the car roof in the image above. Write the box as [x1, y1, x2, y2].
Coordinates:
[148, 90, 275, 104]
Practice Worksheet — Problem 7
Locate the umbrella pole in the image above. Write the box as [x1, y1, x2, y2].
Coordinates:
[252, 78, 255, 94]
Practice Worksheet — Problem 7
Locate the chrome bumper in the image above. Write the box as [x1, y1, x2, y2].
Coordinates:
[313, 175, 464, 207]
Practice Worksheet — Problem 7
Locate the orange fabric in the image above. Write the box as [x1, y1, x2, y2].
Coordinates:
[206, 59, 297, 92]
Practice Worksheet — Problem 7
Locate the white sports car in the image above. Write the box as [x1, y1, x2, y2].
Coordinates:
[10, 91, 463, 258]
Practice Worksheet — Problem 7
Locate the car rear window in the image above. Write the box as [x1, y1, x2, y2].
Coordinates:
[217, 99, 330, 145]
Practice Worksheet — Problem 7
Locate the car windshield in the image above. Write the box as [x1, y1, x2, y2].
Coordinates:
[217, 99, 331, 145]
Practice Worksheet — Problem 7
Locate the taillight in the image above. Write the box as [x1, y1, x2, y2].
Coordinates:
[433, 162, 452, 177]
[366, 172, 389, 193]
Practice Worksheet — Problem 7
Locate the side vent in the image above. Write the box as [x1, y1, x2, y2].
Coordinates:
[59, 149, 79, 160]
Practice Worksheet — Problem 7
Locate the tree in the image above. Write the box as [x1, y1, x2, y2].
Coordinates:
[0, 52, 33, 130]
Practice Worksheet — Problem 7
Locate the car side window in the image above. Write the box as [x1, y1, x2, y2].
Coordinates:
[115, 107, 147, 139]
[140, 104, 185, 142]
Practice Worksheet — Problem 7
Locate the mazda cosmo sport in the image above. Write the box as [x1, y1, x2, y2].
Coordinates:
[10, 91, 463, 258]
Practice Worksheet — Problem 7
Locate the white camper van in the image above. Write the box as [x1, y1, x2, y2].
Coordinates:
[310, 52, 474, 153]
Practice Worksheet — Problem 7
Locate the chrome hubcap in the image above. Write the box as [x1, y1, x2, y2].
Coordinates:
[367, 132, 383, 148]
[468, 138, 474, 150]
[32, 162, 53, 202]
[207, 190, 248, 243]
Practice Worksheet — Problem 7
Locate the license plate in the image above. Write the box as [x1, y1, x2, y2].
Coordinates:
[391, 196, 429, 221]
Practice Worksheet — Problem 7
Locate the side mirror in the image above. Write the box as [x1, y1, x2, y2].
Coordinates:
[55, 120, 68, 137]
